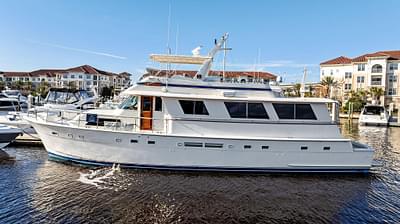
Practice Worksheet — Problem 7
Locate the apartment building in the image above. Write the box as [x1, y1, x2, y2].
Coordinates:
[320, 50, 400, 108]
[0, 65, 131, 93]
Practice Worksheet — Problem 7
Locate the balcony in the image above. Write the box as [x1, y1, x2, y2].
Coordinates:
[370, 75, 382, 86]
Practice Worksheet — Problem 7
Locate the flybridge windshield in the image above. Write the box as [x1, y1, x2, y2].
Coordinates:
[45, 89, 93, 104]
[118, 96, 138, 110]
[363, 106, 384, 115]
[3, 90, 20, 96]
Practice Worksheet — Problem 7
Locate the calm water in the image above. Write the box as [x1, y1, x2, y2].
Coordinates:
[1, 123, 400, 224]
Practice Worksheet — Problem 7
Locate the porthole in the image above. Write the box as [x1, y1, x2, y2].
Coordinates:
[261, 146, 269, 150]
[148, 140, 156, 144]
[130, 139, 138, 143]
[184, 142, 203, 147]
[205, 143, 223, 148]
[301, 146, 308, 150]
[244, 145, 252, 149]
[323, 146, 331, 151]
[116, 138, 122, 143]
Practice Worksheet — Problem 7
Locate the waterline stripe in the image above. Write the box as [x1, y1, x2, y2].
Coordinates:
[47, 151, 370, 173]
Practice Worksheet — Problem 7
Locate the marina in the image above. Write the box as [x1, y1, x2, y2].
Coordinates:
[1, 1, 400, 223]
[0, 122, 399, 223]
[16, 34, 375, 173]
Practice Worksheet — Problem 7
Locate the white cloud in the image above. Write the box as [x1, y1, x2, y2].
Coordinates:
[26, 39, 127, 60]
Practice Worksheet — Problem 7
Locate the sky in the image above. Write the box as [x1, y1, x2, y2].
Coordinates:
[1, 0, 399, 83]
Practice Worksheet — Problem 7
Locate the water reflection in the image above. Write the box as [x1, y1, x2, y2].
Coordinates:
[0, 122, 400, 223]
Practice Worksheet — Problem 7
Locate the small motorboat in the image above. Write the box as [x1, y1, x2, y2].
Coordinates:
[359, 104, 389, 126]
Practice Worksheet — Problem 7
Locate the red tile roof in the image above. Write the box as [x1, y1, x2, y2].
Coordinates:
[320, 56, 352, 65]
[2, 72, 31, 77]
[322, 50, 400, 65]
[1, 65, 129, 78]
[145, 68, 277, 80]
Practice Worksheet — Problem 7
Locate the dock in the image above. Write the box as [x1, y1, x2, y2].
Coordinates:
[10, 134, 43, 147]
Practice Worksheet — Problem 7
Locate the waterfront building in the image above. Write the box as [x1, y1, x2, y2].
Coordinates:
[0, 65, 131, 93]
[320, 50, 400, 109]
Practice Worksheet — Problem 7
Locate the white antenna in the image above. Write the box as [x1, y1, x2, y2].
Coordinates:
[175, 24, 179, 55]
[166, 3, 172, 55]
[257, 48, 261, 83]
[165, 3, 172, 89]
[174, 24, 179, 74]
[222, 38, 227, 80]
[221, 35, 232, 81]
[300, 67, 307, 98]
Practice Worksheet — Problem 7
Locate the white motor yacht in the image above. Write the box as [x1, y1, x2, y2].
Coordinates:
[24, 34, 375, 173]
[359, 104, 389, 126]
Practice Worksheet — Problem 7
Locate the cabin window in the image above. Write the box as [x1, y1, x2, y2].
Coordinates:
[248, 103, 269, 119]
[142, 97, 152, 111]
[0, 101, 15, 107]
[224, 102, 269, 119]
[273, 103, 317, 120]
[179, 100, 209, 115]
[224, 102, 246, 118]
[273, 103, 295, 119]
[154, 97, 162, 111]
[295, 104, 317, 120]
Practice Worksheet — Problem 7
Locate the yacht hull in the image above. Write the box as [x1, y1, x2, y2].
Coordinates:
[0, 126, 22, 149]
[29, 119, 374, 173]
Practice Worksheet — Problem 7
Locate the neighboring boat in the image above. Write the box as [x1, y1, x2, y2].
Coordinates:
[0, 88, 97, 134]
[24, 34, 375, 173]
[0, 90, 27, 111]
[359, 105, 389, 126]
[41, 88, 97, 110]
[0, 125, 22, 148]
[1, 89, 27, 102]
[0, 90, 32, 133]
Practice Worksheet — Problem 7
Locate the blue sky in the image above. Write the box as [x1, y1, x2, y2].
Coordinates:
[1, 0, 399, 83]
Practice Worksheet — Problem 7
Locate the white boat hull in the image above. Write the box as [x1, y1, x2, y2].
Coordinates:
[29, 119, 374, 173]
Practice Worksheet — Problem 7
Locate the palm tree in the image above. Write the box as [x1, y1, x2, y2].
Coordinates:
[321, 76, 338, 98]
[294, 83, 301, 97]
[369, 87, 384, 105]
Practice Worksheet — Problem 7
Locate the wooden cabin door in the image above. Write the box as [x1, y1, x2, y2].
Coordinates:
[140, 96, 153, 130]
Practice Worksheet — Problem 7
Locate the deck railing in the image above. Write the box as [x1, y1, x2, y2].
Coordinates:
[27, 108, 170, 134]
[27, 107, 340, 135]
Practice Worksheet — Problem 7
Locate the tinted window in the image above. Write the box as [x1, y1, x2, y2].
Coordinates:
[295, 104, 317, 120]
[179, 100, 194, 114]
[363, 106, 384, 115]
[142, 97, 152, 111]
[248, 103, 269, 119]
[155, 97, 162, 111]
[225, 102, 269, 119]
[194, 101, 208, 115]
[224, 102, 246, 118]
[273, 103, 295, 119]
[0, 101, 14, 107]
[179, 100, 209, 115]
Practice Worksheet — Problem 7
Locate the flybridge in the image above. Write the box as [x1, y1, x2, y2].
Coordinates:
[150, 33, 229, 80]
